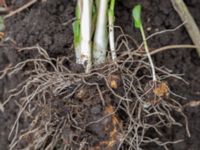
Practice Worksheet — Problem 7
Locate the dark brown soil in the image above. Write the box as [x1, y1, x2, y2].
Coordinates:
[0, 0, 200, 150]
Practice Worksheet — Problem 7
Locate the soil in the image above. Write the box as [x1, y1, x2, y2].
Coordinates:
[0, 0, 200, 150]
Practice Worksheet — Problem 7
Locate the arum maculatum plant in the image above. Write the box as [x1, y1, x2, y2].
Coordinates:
[73, 0, 116, 73]
[132, 4, 157, 82]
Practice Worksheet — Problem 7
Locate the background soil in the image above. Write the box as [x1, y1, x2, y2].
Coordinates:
[0, 0, 200, 149]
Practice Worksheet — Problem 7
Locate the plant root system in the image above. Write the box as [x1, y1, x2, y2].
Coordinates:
[0, 38, 190, 149]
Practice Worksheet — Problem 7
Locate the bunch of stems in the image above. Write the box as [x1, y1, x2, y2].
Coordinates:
[73, 0, 116, 73]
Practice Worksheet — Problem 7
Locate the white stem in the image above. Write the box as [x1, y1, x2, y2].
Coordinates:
[140, 27, 157, 81]
[109, 12, 116, 61]
[93, 0, 109, 65]
[80, 0, 93, 72]
[75, 45, 81, 64]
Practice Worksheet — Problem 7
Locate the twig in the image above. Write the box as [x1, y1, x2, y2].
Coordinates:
[171, 0, 200, 56]
[4, 0, 38, 19]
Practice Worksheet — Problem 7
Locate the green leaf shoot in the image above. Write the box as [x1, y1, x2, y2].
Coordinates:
[132, 4, 157, 81]
[108, 0, 115, 22]
[75, 3, 81, 20]
[73, 2, 81, 47]
[132, 4, 142, 29]
[72, 20, 80, 47]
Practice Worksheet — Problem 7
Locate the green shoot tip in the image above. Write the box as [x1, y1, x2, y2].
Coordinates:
[132, 4, 142, 29]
